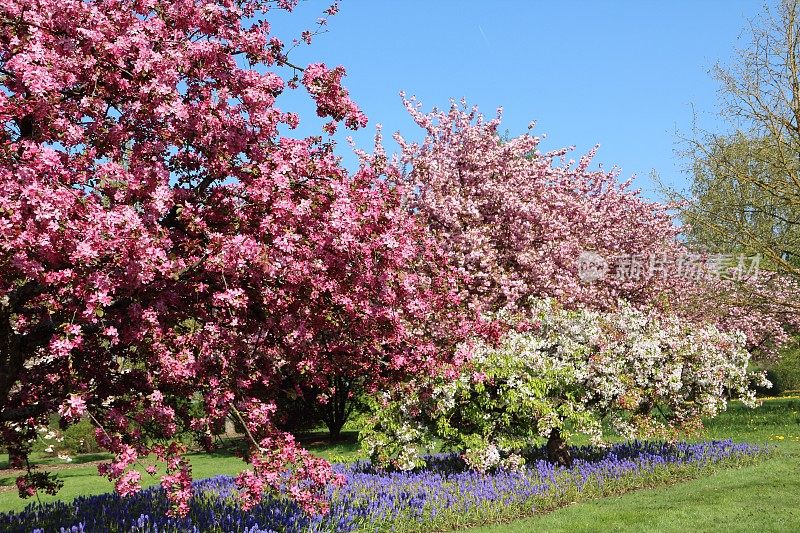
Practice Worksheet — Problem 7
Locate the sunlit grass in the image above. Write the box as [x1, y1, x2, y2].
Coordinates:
[469, 397, 800, 532]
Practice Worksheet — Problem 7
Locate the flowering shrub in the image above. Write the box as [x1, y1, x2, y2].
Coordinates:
[362, 300, 767, 471]
[0, 440, 766, 533]
[393, 96, 682, 312]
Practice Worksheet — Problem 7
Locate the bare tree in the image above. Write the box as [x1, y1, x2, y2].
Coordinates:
[673, 0, 800, 278]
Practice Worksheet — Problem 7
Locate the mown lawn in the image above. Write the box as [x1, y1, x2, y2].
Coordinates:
[468, 450, 800, 532]
[0, 399, 797, 529]
[471, 397, 800, 532]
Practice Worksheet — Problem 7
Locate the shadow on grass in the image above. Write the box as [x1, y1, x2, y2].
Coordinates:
[299, 431, 360, 459]
[184, 431, 361, 463]
[0, 452, 112, 472]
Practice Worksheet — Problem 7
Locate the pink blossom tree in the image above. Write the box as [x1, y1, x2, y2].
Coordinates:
[392, 97, 795, 354]
[375, 97, 794, 460]
[394, 96, 683, 312]
[0, 0, 466, 515]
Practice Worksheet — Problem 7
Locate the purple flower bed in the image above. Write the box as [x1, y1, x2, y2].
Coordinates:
[0, 440, 765, 533]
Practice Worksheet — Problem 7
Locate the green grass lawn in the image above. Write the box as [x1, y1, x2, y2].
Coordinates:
[469, 397, 800, 532]
[0, 449, 248, 513]
[467, 450, 800, 532]
[1, 400, 798, 529]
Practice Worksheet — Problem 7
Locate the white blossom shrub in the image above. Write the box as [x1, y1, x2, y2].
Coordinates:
[361, 299, 768, 472]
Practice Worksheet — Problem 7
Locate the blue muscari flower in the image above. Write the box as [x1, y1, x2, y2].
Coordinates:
[0, 439, 764, 533]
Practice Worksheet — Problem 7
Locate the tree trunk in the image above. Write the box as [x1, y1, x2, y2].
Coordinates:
[8, 446, 25, 469]
[546, 428, 572, 468]
[223, 416, 239, 437]
[321, 376, 351, 440]
[325, 416, 345, 440]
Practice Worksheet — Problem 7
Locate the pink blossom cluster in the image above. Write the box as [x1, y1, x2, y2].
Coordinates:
[160, 447, 192, 518]
[235, 432, 345, 514]
[57, 395, 87, 422]
[0, 0, 467, 516]
[303, 63, 368, 134]
[393, 95, 683, 312]
[391, 96, 795, 354]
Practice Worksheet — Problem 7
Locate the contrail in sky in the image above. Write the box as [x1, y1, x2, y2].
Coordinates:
[478, 24, 491, 50]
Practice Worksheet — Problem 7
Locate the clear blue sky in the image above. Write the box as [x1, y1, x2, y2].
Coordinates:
[272, 0, 775, 201]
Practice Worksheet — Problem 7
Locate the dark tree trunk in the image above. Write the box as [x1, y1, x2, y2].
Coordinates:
[321, 376, 352, 440]
[8, 446, 25, 469]
[324, 415, 345, 440]
[546, 428, 572, 468]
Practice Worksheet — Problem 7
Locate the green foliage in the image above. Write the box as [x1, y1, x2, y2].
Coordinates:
[770, 342, 800, 393]
[681, 133, 800, 260]
[25, 419, 101, 458]
[748, 339, 800, 396]
[61, 420, 101, 455]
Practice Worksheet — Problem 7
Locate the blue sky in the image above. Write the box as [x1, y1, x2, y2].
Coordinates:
[272, 0, 774, 201]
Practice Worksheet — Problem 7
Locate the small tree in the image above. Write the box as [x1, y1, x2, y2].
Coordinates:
[305, 374, 363, 440]
[377, 96, 796, 461]
[394, 96, 685, 313]
[0, 0, 467, 514]
[680, 133, 800, 259]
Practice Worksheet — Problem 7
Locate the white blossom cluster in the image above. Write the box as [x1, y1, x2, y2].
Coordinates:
[364, 299, 764, 471]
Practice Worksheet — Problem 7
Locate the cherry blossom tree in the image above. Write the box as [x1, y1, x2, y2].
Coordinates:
[383, 97, 796, 457]
[392, 96, 796, 354]
[393, 96, 683, 313]
[0, 0, 467, 515]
